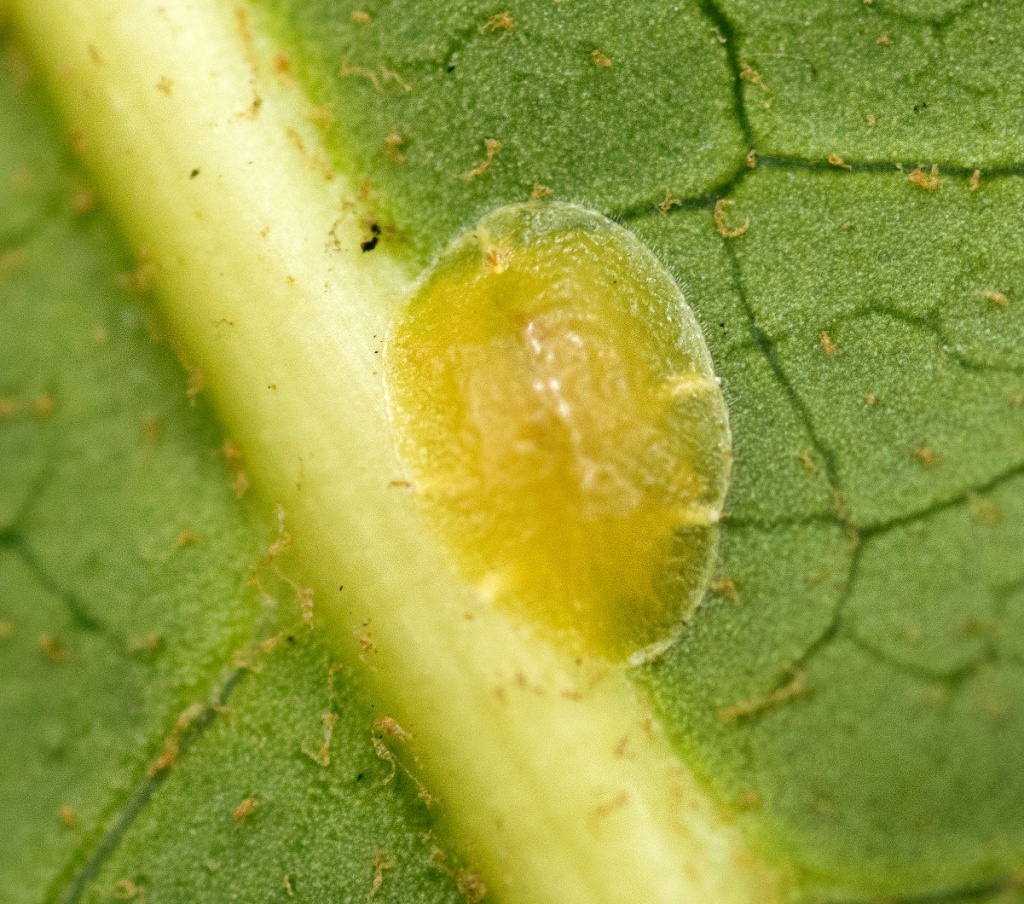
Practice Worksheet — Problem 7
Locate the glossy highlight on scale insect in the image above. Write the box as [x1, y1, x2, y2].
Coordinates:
[384, 203, 731, 663]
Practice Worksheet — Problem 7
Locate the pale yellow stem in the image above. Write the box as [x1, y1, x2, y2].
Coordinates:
[9, 1, 781, 901]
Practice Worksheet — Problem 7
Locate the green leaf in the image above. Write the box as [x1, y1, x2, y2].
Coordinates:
[4, 0, 1024, 901]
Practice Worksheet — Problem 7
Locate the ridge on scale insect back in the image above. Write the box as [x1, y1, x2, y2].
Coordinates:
[384, 202, 731, 665]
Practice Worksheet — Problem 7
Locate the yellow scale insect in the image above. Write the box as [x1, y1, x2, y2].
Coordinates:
[385, 203, 731, 664]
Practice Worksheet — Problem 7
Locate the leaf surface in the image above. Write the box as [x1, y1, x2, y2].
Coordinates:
[4, 0, 1024, 901]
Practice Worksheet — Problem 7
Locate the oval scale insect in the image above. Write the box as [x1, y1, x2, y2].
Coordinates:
[384, 203, 731, 664]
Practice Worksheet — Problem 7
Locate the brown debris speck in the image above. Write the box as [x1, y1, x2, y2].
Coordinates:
[186, 368, 204, 400]
[141, 418, 162, 442]
[982, 289, 1009, 308]
[591, 49, 613, 68]
[308, 711, 338, 766]
[274, 53, 293, 79]
[176, 528, 202, 548]
[865, 392, 878, 406]
[232, 471, 250, 499]
[819, 331, 837, 355]
[592, 790, 630, 822]
[112, 879, 144, 900]
[32, 394, 55, 417]
[306, 103, 335, 128]
[156, 75, 173, 95]
[369, 849, 395, 898]
[717, 670, 808, 722]
[530, 183, 552, 200]
[374, 715, 413, 741]
[429, 849, 487, 903]
[148, 702, 205, 776]
[709, 576, 739, 599]
[72, 184, 96, 214]
[656, 189, 681, 215]
[799, 450, 818, 473]
[970, 169, 981, 191]
[283, 874, 295, 896]
[462, 138, 501, 180]
[907, 164, 941, 190]
[380, 68, 413, 92]
[39, 634, 66, 662]
[454, 870, 488, 903]
[745, 148, 757, 168]
[738, 62, 766, 90]
[351, 10, 372, 25]
[827, 153, 852, 170]
[971, 498, 1002, 525]
[59, 804, 79, 829]
[384, 130, 404, 163]
[297, 586, 314, 625]
[128, 633, 161, 653]
[714, 199, 749, 238]
[232, 796, 258, 822]
[340, 59, 382, 91]
[482, 12, 516, 38]
[913, 445, 938, 467]
[877, 31, 892, 45]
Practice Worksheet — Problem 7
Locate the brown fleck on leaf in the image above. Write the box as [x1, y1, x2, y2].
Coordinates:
[714, 199, 749, 238]
[461, 138, 502, 179]
[738, 61, 766, 90]
[232, 796, 258, 822]
[33, 394, 55, 417]
[39, 633, 66, 662]
[656, 189, 680, 214]
[369, 849, 395, 897]
[717, 670, 808, 722]
[709, 576, 739, 599]
[907, 164, 941, 190]
[913, 446, 938, 467]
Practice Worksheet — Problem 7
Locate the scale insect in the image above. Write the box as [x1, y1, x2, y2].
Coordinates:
[384, 202, 731, 663]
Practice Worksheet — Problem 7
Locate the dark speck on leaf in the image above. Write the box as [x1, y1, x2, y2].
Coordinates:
[190, 168, 200, 178]
[913, 102, 928, 113]
[361, 222, 381, 252]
